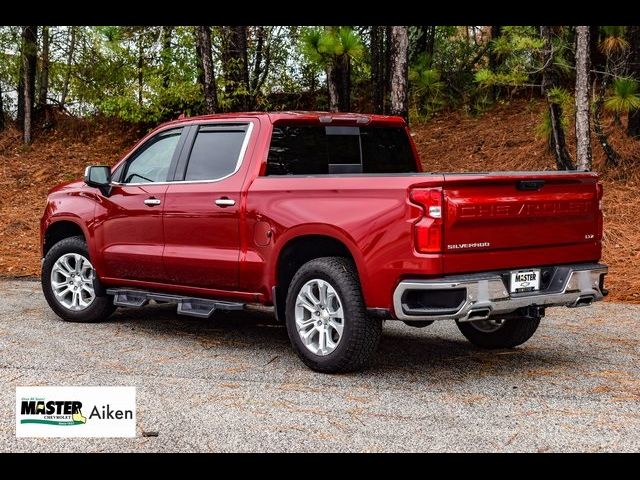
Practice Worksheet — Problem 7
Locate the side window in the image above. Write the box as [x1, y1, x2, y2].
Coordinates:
[111, 163, 124, 183]
[121, 129, 182, 184]
[266, 126, 327, 175]
[184, 126, 248, 181]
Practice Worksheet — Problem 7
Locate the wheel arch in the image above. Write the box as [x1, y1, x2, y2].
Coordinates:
[43, 219, 88, 257]
[271, 227, 370, 311]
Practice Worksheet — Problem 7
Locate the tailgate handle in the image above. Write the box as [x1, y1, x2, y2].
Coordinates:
[517, 180, 545, 191]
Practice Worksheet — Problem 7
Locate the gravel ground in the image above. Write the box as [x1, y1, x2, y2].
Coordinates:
[0, 279, 638, 452]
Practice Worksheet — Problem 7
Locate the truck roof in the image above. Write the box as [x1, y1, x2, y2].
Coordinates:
[158, 111, 407, 129]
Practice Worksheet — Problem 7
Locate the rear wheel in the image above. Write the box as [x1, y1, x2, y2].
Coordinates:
[456, 316, 540, 349]
[41, 236, 116, 323]
[285, 257, 382, 373]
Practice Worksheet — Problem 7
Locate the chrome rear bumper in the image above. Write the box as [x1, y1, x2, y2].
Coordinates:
[392, 263, 608, 322]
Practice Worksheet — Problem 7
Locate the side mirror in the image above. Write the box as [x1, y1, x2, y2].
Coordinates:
[84, 166, 112, 197]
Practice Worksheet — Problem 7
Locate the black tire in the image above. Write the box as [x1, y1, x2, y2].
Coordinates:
[456, 316, 540, 349]
[41, 236, 116, 323]
[285, 257, 382, 373]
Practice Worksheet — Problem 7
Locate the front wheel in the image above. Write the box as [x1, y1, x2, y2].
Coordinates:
[456, 316, 540, 349]
[285, 257, 382, 373]
[41, 236, 116, 323]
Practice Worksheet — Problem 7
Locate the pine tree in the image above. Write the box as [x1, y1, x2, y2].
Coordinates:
[389, 26, 409, 121]
[194, 26, 218, 114]
[541, 26, 574, 170]
[575, 26, 592, 171]
[21, 26, 38, 144]
[627, 25, 640, 138]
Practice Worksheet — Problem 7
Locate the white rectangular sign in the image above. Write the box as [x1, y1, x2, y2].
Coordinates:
[510, 269, 541, 294]
[16, 386, 136, 438]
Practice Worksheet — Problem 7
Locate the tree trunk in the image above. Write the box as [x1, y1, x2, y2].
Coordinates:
[326, 62, 340, 112]
[60, 26, 76, 107]
[590, 26, 605, 72]
[38, 25, 50, 108]
[22, 26, 38, 144]
[237, 26, 249, 110]
[324, 26, 340, 112]
[337, 55, 351, 112]
[161, 26, 173, 89]
[22, 26, 38, 143]
[541, 26, 574, 170]
[489, 25, 501, 69]
[0, 78, 4, 131]
[250, 26, 266, 102]
[627, 25, 640, 138]
[489, 25, 502, 100]
[221, 26, 249, 111]
[370, 26, 384, 114]
[221, 27, 233, 96]
[137, 37, 144, 106]
[413, 26, 434, 63]
[384, 26, 392, 113]
[195, 26, 218, 114]
[389, 26, 409, 122]
[574, 26, 592, 171]
[253, 27, 271, 104]
[194, 28, 205, 88]
[425, 26, 436, 66]
[594, 76, 620, 166]
[17, 41, 25, 127]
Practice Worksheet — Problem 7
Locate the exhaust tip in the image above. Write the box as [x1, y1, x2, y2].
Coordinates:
[467, 308, 492, 321]
[574, 295, 594, 307]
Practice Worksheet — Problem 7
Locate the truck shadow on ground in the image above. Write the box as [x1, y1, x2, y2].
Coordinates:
[107, 303, 578, 378]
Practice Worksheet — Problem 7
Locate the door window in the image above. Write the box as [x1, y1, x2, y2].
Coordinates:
[121, 129, 182, 184]
[184, 126, 248, 181]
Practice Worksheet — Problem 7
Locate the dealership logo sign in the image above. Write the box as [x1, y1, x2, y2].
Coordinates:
[16, 386, 135, 437]
[20, 399, 87, 426]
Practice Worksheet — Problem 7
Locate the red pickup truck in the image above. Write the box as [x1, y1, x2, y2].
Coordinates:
[40, 112, 608, 372]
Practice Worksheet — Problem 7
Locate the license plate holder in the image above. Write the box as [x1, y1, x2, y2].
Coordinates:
[510, 269, 541, 293]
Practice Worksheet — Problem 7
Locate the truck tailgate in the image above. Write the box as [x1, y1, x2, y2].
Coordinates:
[442, 172, 601, 273]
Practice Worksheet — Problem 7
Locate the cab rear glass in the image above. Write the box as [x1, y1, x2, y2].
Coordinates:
[266, 124, 417, 175]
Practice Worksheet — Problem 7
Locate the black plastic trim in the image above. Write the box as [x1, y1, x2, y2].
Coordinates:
[366, 308, 391, 319]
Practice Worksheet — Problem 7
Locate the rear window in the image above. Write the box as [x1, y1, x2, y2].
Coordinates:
[266, 125, 417, 175]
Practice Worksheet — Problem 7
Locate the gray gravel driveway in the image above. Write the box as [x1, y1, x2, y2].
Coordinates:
[0, 279, 638, 452]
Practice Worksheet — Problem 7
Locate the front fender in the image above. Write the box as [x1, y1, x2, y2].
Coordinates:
[41, 190, 99, 273]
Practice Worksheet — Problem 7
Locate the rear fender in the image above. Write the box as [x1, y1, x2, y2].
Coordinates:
[269, 224, 370, 303]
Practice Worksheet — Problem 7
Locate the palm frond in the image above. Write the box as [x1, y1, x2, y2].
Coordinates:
[317, 30, 340, 56]
[474, 68, 495, 87]
[536, 109, 569, 142]
[336, 27, 363, 58]
[605, 77, 640, 113]
[547, 87, 572, 108]
[300, 28, 325, 63]
[410, 67, 443, 93]
[599, 26, 628, 56]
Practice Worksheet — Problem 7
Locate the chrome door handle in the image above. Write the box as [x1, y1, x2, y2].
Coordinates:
[144, 198, 161, 206]
[215, 198, 236, 207]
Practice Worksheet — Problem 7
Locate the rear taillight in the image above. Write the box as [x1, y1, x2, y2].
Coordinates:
[411, 188, 443, 253]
